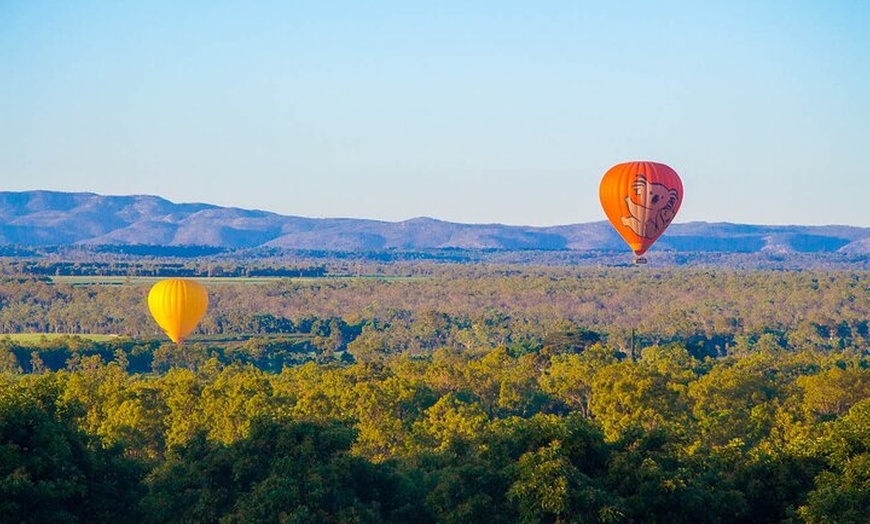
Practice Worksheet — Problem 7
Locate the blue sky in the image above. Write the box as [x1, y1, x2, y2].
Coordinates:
[2, 1, 868, 226]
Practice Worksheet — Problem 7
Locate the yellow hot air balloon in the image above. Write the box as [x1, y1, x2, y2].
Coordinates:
[147, 278, 209, 343]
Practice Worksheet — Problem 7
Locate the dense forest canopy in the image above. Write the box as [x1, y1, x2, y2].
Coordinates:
[0, 257, 868, 523]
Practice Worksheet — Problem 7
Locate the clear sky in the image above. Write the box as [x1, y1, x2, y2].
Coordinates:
[2, 1, 868, 226]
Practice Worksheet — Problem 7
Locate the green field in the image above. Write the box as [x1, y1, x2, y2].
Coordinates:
[49, 276, 287, 286]
[48, 275, 419, 286]
[1, 332, 313, 345]
[1, 333, 123, 344]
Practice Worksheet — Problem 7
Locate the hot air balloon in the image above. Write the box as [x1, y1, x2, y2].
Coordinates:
[147, 278, 209, 343]
[599, 161, 683, 263]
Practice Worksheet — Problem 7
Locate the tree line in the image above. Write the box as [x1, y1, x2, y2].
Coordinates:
[0, 266, 867, 355]
[9, 260, 327, 278]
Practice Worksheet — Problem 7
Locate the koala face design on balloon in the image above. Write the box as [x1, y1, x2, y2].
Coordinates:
[621, 175, 680, 239]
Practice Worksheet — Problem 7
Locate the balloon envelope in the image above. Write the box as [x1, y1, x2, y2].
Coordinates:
[147, 278, 209, 343]
[599, 161, 683, 257]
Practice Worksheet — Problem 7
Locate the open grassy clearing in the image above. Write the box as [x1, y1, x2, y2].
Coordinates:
[49, 276, 287, 286]
[1, 333, 123, 344]
[1, 332, 314, 345]
[49, 275, 423, 286]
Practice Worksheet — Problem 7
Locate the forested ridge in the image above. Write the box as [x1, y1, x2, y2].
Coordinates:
[0, 261, 868, 523]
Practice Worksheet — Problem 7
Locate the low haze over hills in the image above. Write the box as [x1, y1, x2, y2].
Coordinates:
[1, 190, 868, 255]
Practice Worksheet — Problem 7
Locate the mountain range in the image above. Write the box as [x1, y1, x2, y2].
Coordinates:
[1, 190, 868, 255]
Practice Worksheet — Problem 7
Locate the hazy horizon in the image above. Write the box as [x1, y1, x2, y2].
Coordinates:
[5, 188, 870, 231]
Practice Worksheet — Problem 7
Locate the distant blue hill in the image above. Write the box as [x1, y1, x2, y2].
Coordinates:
[1, 190, 868, 255]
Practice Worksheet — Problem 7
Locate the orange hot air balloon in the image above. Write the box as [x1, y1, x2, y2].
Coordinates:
[599, 161, 683, 262]
[147, 278, 209, 343]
